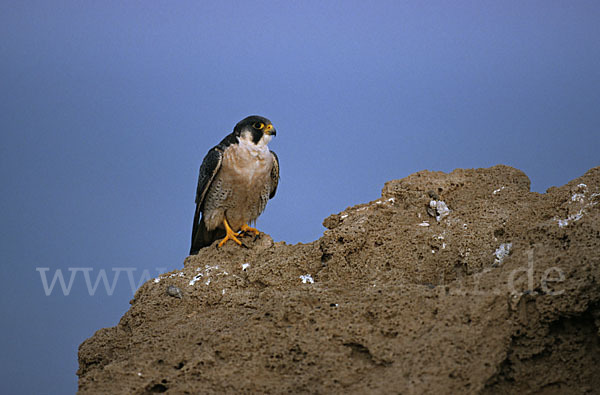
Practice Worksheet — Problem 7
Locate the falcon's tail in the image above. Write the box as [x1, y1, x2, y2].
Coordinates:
[190, 218, 225, 255]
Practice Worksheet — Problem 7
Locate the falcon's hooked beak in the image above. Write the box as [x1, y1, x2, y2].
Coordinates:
[264, 124, 277, 136]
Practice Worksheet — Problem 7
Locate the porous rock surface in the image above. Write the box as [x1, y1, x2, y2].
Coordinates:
[78, 165, 600, 394]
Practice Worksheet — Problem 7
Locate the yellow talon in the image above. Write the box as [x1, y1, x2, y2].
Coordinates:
[239, 223, 260, 236]
[217, 218, 243, 247]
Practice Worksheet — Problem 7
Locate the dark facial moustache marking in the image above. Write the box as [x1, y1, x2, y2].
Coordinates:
[251, 129, 263, 145]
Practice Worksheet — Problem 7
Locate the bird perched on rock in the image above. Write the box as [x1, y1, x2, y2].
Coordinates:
[190, 115, 279, 254]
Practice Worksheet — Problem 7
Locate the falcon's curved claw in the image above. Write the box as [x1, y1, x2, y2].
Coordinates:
[218, 218, 243, 247]
[238, 223, 260, 236]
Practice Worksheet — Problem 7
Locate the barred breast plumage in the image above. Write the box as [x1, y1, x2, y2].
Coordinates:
[203, 138, 275, 232]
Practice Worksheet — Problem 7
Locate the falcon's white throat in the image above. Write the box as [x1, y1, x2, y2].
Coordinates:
[227, 131, 274, 184]
[237, 131, 272, 159]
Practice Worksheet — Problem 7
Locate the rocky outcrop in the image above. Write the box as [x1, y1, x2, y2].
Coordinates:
[78, 165, 600, 394]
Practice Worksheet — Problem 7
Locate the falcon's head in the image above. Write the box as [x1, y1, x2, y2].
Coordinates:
[234, 115, 277, 147]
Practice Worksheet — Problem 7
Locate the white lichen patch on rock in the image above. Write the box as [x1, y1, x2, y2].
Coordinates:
[494, 243, 512, 264]
[570, 183, 588, 203]
[554, 183, 598, 227]
[557, 210, 584, 228]
[154, 271, 185, 284]
[188, 265, 228, 286]
[374, 197, 396, 206]
[340, 197, 397, 222]
[432, 234, 447, 249]
[189, 272, 203, 286]
[299, 274, 314, 284]
[430, 200, 451, 222]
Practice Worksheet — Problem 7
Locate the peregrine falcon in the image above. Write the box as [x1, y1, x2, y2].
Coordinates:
[190, 115, 280, 254]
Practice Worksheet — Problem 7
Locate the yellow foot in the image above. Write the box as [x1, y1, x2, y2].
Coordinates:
[217, 218, 243, 247]
[239, 223, 260, 236]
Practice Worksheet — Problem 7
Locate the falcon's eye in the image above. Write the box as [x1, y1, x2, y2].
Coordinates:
[252, 122, 264, 130]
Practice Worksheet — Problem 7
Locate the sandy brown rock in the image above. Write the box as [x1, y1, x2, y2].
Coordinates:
[78, 165, 600, 394]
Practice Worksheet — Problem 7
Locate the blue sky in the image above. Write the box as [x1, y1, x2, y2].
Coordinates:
[1, 1, 599, 393]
